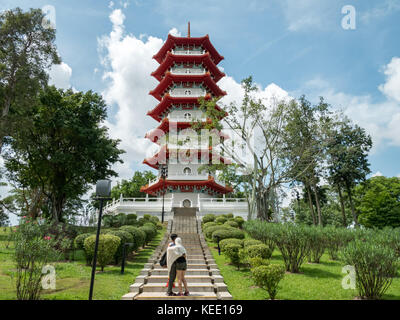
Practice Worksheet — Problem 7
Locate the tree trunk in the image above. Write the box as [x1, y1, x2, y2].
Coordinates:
[346, 183, 359, 227]
[337, 185, 347, 227]
[311, 178, 322, 226]
[305, 183, 317, 225]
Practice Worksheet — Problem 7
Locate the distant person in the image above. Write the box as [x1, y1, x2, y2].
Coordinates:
[167, 237, 189, 296]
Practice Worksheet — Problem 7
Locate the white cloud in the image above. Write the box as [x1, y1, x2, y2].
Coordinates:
[379, 57, 400, 103]
[360, 0, 400, 23]
[372, 171, 383, 177]
[168, 28, 181, 37]
[48, 62, 72, 89]
[298, 57, 400, 153]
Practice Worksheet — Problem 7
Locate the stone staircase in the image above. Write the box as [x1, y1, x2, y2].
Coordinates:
[122, 214, 232, 300]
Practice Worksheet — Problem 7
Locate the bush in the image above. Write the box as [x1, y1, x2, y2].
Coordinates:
[119, 226, 146, 251]
[74, 233, 93, 250]
[248, 256, 270, 268]
[244, 244, 273, 260]
[243, 239, 263, 247]
[204, 225, 231, 239]
[224, 220, 239, 228]
[202, 214, 216, 224]
[234, 216, 245, 228]
[244, 220, 276, 255]
[125, 214, 138, 226]
[215, 216, 228, 224]
[219, 238, 244, 252]
[140, 225, 157, 245]
[374, 227, 400, 258]
[307, 226, 326, 263]
[84, 234, 120, 271]
[223, 243, 242, 269]
[226, 213, 234, 219]
[211, 228, 245, 243]
[203, 222, 218, 230]
[106, 230, 134, 264]
[341, 239, 398, 299]
[324, 226, 353, 260]
[251, 264, 285, 300]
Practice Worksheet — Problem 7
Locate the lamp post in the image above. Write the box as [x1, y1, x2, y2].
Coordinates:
[89, 180, 112, 300]
[160, 165, 168, 224]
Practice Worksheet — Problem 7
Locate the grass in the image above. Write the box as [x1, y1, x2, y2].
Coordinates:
[207, 237, 400, 300]
[0, 226, 165, 300]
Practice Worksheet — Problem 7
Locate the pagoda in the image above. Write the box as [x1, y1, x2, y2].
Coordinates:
[140, 23, 232, 212]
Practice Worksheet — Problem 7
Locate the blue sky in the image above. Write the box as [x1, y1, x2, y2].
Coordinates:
[1, 0, 400, 188]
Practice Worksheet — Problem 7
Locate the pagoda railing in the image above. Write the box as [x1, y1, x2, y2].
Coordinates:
[169, 88, 206, 97]
[172, 49, 205, 55]
[171, 68, 205, 75]
[168, 115, 206, 122]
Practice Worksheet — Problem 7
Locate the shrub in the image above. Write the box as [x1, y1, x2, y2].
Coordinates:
[211, 228, 245, 243]
[215, 216, 228, 224]
[119, 226, 146, 251]
[223, 243, 242, 269]
[203, 222, 218, 230]
[202, 214, 216, 224]
[341, 239, 398, 299]
[106, 230, 134, 264]
[324, 226, 353, 260]
[243, 239, 263, 247]
[251, 264, 285, 300]
[234, 216, 245, 228]
[307, 226, 326, 263]
[204, 225, 230, 239]
[226, 213, 234, 219]
[125, 214, 138, 225]
[84, 234, 120, 271]
[244, 220, 276, 255]
[224, 220, 239, 228]
[139, 225, 157, 245]
[11, 217, 60, 300]
[219, 238, 243, 252]
[374, 227, 400, 258]
[248, 256, 270, 268]
[74, 233, 93, 250]
[244, 244, 273, 260]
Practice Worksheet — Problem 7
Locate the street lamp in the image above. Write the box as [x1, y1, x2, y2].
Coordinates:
[89, 179, 112, 300]
[160, 165, 168, 224]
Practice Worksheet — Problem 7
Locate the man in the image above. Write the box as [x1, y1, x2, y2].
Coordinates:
[165, 233, 178, 296]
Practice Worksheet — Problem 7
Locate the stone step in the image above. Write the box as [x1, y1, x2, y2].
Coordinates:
[146, 275, 212, 283]
[151, 269, 210, 276]
[135, 292, 217, 300]
[141, 283, 215, 293]
[187, 259, 206, 264]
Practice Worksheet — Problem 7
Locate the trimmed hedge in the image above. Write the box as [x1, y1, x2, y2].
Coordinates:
[202, 214, 216, 224]
[234, 216, 245, 228]
[203, 222, 218, 230]
[204, 225, 231, 239]
[211, 228, 245, 243]
[223, 243, 242, 269]
[119, 225, 146, 251]
[251, 264, 285, 300]
[219, 238, 244, 252]
[84, 234, 120, 271]
[215, 216, 228, 224]
[106, 230, 133, 264]
[140, 225, 157, 245]
[226, 213, 234, 219]
[243, 244, 273, 260]
[224, 220, 239, 228]
[243, 239, 263, 247]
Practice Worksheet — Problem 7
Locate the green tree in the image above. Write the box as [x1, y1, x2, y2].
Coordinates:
[3, 86, 124, 222]
[326, 116, 372, 227]
[111, 171, 156, 199]
[355, 176, 400, 228]
[0, 8, 60, 151]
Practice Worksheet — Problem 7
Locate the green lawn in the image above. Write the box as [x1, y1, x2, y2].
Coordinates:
[0, 226, 165, 300]
[207, 239, 400, 300]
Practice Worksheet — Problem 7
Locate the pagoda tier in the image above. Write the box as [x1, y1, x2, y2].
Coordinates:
[153, 34, 224, 65]
[144, 117, 229, 143]
[140, 176, 233, 196]
[149, 72, 227, 101]
[151, 52, 225, 82]
[147, 94, 227, 122]
[143, 145, 231, 170]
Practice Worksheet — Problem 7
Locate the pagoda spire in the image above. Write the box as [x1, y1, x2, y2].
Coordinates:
[188, 21, 190, 38]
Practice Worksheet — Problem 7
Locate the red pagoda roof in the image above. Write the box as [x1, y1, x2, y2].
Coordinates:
[151, 52, 225, 82]
[153, 34, 224, 65]
[147, 94, 227, 122]
[149, 72, 227, 101]
[143, 145, 231, 169]
[140, 176, 233, 196]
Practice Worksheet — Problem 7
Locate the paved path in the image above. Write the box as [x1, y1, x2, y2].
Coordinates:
[122, 215, 232, 300]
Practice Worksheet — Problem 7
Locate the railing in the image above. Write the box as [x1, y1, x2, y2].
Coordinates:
[201, 198, 247, 203]
[168, 115, 206, 122]
[170, 68, 205, 75]
[172, 49, 205, 55]
[169, 88, 206, 97]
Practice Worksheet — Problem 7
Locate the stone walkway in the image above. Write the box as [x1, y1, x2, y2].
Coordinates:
[122, 215, 232, 300]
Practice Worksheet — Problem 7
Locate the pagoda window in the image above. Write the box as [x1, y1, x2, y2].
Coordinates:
[184, 112, 192, 120]
[183, 167, 191, 175]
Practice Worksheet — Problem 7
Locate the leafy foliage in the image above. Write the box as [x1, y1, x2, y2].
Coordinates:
[251, 264, 285, 300]
[84, 234, 120, 271]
